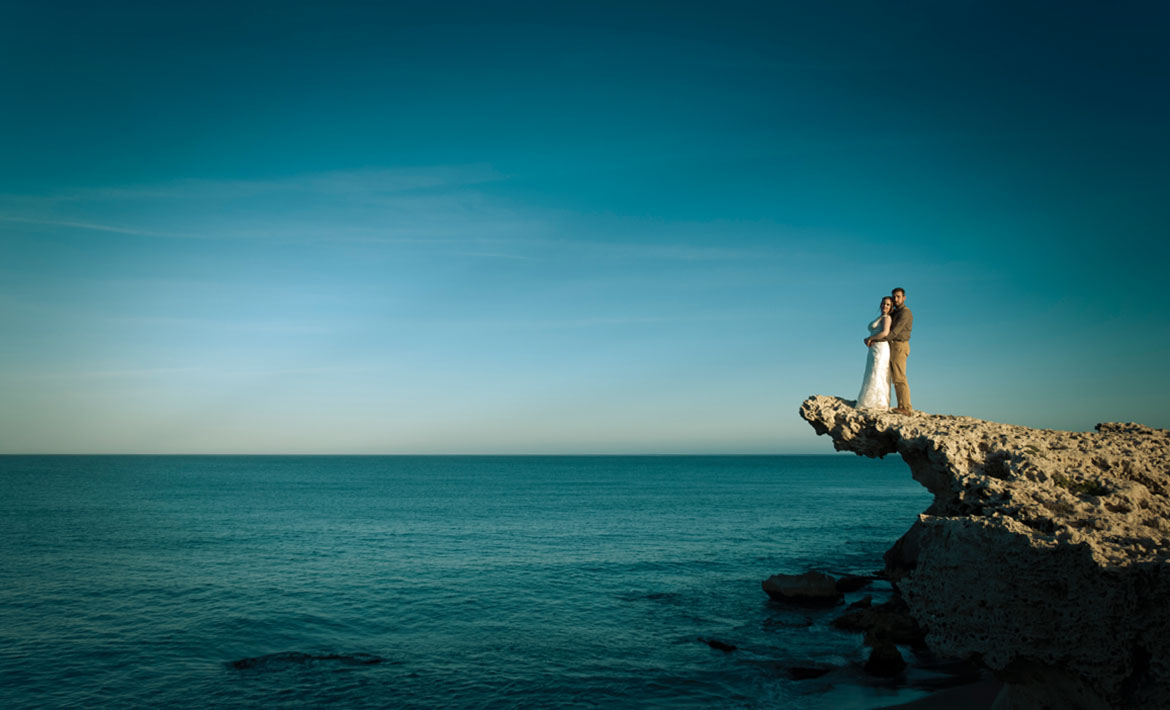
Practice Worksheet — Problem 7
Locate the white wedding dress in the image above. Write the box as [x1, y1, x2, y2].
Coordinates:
[857, 316, 891, 410]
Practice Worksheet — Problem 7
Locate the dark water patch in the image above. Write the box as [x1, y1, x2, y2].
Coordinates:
[228, 652, 388, 670]
[762, 612, 814, 629]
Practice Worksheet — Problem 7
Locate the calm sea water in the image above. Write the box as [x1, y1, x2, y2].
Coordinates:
[0, 455, 939, 709]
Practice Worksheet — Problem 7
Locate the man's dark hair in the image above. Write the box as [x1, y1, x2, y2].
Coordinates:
[891, 287, 906, 297]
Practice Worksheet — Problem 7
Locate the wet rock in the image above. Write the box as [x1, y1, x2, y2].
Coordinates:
[846, 595, 873, 610]
[831, 596, 926, 647]
[762, 570, 844, 606]
[864, 642, 906, 677]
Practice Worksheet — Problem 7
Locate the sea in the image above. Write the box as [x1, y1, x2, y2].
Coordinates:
[0, 455, 958, 709]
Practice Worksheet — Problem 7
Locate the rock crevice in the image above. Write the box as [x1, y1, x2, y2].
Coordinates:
[799, 395, 1170, 709]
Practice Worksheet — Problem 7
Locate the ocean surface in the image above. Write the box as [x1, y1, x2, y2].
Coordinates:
[0, 455, 946, 709]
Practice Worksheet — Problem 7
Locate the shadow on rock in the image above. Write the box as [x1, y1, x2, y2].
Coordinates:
[831, 595, 926, 648]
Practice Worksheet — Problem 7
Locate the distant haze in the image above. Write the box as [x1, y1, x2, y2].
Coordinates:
[2, 2, 1168, 453]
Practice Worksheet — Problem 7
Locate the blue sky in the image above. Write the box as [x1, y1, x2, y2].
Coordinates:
[2, 1, 1168, 453]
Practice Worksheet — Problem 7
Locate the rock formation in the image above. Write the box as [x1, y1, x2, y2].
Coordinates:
[800, 395, 1170, 710]
[762, 570, 844, 605]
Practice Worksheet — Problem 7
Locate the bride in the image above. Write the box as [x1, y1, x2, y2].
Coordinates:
[857, 296, 893, 410]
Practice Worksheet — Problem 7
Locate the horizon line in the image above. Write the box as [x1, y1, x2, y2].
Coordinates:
[0, 452, 843, 457]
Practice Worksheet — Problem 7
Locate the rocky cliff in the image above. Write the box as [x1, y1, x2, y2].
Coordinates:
[799, 395, 1170, 710]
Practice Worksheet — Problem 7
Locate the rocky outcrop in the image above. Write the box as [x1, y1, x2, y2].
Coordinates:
[762, 570, 844, 605]
[800, 395, 1170, 709]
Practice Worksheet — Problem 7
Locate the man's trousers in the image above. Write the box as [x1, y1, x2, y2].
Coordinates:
[890, 341, 911, 410]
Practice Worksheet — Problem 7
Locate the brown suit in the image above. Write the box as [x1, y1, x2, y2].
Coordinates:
[881, 305, 912, 410]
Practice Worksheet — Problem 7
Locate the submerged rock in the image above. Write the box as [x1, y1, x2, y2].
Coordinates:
[762, 570, 844, 606]
[800, 395, 1170, 709]
[701, 638, 737, 652]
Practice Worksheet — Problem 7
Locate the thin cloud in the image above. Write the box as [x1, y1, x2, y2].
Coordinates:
[9, 365, 376, 380]
[12, 367, 204, 380]
[0, 165, 507, 204]
[511, 236, 784, 262]
[0, 165, 543, 248]
[3, 169, 794, 263]
[448, 251, 539, 261]
[455, 311, 758, 330]
[0, 216, 199, 240]
[98, 314, 338, 335]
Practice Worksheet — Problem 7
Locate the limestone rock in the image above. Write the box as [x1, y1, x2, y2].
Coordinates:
[800, 395, 1170, 709]
[762, 570, 844, 605]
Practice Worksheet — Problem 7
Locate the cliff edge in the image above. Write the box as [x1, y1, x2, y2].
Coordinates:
[800, 395, 1170, 710]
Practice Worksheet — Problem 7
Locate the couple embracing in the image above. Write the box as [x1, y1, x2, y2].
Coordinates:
[857, 287, 913, 414]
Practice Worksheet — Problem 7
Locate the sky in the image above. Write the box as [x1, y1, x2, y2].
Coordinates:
[2, 1, 1168, 454]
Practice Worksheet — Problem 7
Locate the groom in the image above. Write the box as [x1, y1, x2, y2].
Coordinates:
[865, 287, 913, 413]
